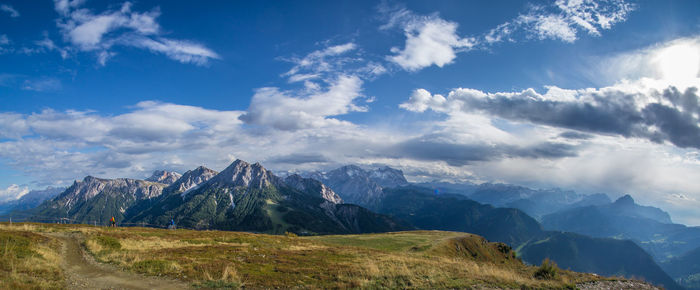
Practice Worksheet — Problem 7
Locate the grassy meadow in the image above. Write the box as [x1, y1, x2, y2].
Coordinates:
[0, 222, 607, 289]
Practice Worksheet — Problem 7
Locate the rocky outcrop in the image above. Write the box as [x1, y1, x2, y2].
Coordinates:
[145, 170, 182, 185]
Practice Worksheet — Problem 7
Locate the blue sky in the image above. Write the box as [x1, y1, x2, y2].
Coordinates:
[1, 0, 700, 224]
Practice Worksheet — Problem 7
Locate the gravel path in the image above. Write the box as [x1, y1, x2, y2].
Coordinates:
[50, 232, 189, 290]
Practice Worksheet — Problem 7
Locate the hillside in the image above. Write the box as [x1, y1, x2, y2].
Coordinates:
[378, 186, 542, 246]
[542, 195, 700, 261]
[661, 246, 700, 289]
[375, 186, 679, 288]
[519, 232, 681, 290]
[0, 222, 623, 289]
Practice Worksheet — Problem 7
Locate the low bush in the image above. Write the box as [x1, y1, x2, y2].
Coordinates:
[94, 235, 121, 250]
[534, 258, 559, 280]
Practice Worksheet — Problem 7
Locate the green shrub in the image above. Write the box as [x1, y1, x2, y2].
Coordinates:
[534, 258, 559, 280]
[94, 235, 121, 250]
[132, 260, 179, 275]
[0, 233, 35, 259]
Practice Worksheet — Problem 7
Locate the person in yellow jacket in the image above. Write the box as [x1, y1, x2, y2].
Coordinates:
[110, 216, 116, 227]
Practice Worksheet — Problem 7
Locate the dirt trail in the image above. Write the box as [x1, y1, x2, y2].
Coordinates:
[50, 232, 189, 290]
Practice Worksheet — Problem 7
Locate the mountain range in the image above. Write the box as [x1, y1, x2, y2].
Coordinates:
[416, 181, 612, 220]
[306, 165, 682, 289]
[0, 186, 65, 216]
[541, 194, 700, 289]
[9, 160, 694, 289]
[304, 165, 408, 210]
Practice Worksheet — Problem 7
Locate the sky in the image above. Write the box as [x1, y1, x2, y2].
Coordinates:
[1, 0, 700, 224]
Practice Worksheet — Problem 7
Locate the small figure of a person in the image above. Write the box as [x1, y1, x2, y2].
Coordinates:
[170, 219, 176, 229]
[110, 216, 116, 227]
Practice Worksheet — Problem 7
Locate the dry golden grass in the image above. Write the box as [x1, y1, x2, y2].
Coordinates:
[119, 238, 204, 251]
[1, 223, 605, 289]
[0, 224, 65, 289]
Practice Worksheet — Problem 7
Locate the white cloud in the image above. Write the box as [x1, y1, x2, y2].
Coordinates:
[0, 102, 246, 183]
[52, 1, 219, 65]
[382, 1, 632, 71]
[398, 36, 700, 225]
[0, 184, 29, 202]
[54, 0, 84, 16]
[531, 14, 577, 42]
[487, 0, 633, 44]
[0, 113, 29, 138]
[283, 42, 360, 82]
[126, 37, 219, 66]
[382, 7, 475, 71]
[0, 4, 19, 18]
[240, 75, 365, 131]
[592, 36, 700, 87]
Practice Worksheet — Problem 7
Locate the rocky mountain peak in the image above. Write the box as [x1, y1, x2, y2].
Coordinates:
[284, 174, 343, 204]
[369, 166, 408, 188]
[145, 170, 182, 185]
[172, 166, 218, 194]
[210, 159, 282, 189]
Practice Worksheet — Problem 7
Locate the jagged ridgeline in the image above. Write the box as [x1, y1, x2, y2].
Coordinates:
[29, 160, 408, 235]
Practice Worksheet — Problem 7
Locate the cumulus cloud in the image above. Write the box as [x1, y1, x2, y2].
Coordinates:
[381, 6, 475, 71]
[239, 75, 366, 130]
[0, 102, 246, 183]
[52, 1, 219, 65]
[0, 184, 29, 202]
[486, 0, 633, 44]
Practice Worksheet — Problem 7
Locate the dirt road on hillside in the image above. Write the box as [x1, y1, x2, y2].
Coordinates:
[50, 232, 189, 290]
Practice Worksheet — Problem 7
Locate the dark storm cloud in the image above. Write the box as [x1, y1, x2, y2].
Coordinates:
[559, 131, 594, 140]
[391, 137, 577, 166]
[454, 86, 700, 149]
[267, 153, 330, 164]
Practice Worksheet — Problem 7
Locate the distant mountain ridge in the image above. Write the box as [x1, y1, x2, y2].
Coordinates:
[0, 187, 65, 215]
[305, 165, 408, 209]
[542, 194, 700, 262]
[418, 181, 612, 220]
